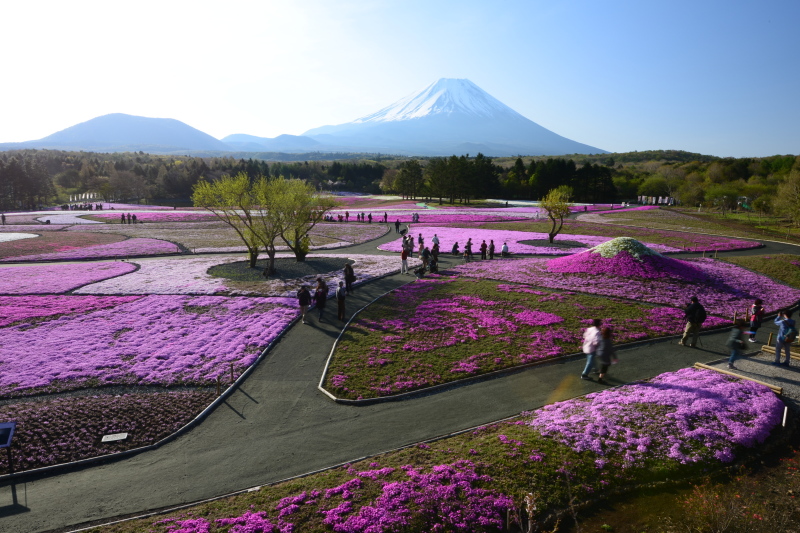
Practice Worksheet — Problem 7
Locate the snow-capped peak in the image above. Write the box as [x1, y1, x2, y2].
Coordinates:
[353, 78, 524, 123]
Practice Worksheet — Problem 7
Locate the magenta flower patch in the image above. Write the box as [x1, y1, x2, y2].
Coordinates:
[1, 238, 180, 261]
[0, 295, 298, 397]
[0, 261, 137, 294]
[528, 368, 784, 464]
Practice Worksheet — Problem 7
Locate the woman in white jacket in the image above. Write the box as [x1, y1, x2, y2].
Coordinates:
[580, 319, 603, 380]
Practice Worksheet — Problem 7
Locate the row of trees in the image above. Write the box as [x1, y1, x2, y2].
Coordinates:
[0, 156, 55, 210]
[192, 173, 338, 272]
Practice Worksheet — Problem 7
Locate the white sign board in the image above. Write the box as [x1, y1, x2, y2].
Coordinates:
[101, 433, 129, 443]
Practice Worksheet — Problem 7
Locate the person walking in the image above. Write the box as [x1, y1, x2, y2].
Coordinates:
[748, 298, 765, 342]
[679, 296, 706, 347]
[297, 286, 311, 324]
[727, 319, 747, 369]
[488, 240, 495, 260]
[465, 238, 473, 260]
[343, 263, 356, 293]
[596, 326, 618, 384]
[772, 309, 797, 366]
[581, 319, 602, 380]
[313, 278, 328, 322]
[336, 281, 347, 321]
[401, 246, 409, 274]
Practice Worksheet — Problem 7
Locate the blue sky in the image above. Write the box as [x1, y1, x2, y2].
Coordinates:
[1, 0, 798, 157]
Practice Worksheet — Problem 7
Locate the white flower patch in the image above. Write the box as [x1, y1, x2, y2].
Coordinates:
[75, 253, 420, 297]
[0, 233, 38, 243]
[590, 237, 662, 260]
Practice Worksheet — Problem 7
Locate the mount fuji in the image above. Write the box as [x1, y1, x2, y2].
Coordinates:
[301, 78, 605, 156]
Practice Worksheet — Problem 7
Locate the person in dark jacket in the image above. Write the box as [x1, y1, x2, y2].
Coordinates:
[343, 263, 356, 293]
[336, 281, 347, 321]
[680, 296, 706, 347]
[297, 286, 311, 324]
[748, 298, 765, 342]
[313, 278, 328, 322]
[596, 326, 618, 384]
[727, 319, 747, 369]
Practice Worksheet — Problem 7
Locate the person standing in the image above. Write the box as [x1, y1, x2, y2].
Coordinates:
[727, 319, 747, 369]
[395, 219, 401, 233]
[343, 263, 356, 293]
[748, 298, 765, 342]
[383, 212, 387, 223]
[345, 211, 349, 222]
[581, 319, 602, 380]
[679, 296, 706, 347]
[313, 278, 328, 322]
[773, 309, 797, 367]
[432, 233, 440, 247]
[465, 238, 473, 260]
[480, 240, 487, 260]
[418, 233, 424, 248]
[421, 246, 431, 270]
[121, 213, 126, 224]
[297, 286, 311, 324]
[401, 246, 409, 274]
[368, 213, 372, 223]
[336, 281, 347, 321]
[1, 213, 5, 225]
[488, 240, 495, 260]
[596, 326, 618, 384]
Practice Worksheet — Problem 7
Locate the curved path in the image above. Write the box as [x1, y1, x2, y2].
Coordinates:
[1, 227, 798, 532]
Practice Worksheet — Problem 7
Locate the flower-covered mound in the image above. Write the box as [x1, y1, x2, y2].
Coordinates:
[0, 231, 128, 260]
[453, 256, 800, 318]
[0, 261, 137, 294]
[0, 390, 215, 474]
[528, 367, 784, 464]
[547, 237, 708, 281]
[0, 295, 298, 397]
[90, 211, 216, 223]
[324, 278, 728, 399]
[135, 369, 782, 533]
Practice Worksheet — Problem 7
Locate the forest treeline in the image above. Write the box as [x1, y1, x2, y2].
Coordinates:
[1, 149, 799, 225]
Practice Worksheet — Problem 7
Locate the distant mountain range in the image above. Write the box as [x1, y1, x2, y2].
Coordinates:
[0, 79, 606, 157]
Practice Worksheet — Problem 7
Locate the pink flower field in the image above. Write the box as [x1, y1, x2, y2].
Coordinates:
[0, 261, 137, 294]
[1, 237, 181, 261]
[90, 211, 217, 223]
[0, 295, 298, 397]
[377, 226, 682, 255]
[451, 240, 800, 318]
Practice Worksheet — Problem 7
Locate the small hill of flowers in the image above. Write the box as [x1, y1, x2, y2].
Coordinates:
[547, 237, 707, 281]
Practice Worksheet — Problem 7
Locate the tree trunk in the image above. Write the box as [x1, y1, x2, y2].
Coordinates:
[248, 248, 259, 268]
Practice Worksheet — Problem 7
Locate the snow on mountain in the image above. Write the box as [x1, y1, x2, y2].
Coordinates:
[303, 78, 605, 156]
[353, 78, 523, 123]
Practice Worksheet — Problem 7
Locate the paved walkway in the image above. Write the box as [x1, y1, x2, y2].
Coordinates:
[1, 227, 798, 532]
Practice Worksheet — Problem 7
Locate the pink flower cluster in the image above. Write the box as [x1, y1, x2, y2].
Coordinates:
[0, 295, 298, 396]
[547, 249, 708, 281]
[160, 460, 513, 533]
[528, 368, 784, 464]
[0, 295, 141, 328]
[0, 262, 137, 294]
[1, 238, 180, 262]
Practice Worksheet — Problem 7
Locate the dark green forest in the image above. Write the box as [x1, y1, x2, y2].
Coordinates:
[1, 149, 799, 225]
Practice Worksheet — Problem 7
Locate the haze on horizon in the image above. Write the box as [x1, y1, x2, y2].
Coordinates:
[1, 0, 798, 158]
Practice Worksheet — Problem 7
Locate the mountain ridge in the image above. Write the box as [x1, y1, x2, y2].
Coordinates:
[1, 79, 605, 156]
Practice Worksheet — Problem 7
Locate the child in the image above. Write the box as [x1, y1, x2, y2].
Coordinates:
[748, 298, 765, 342]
